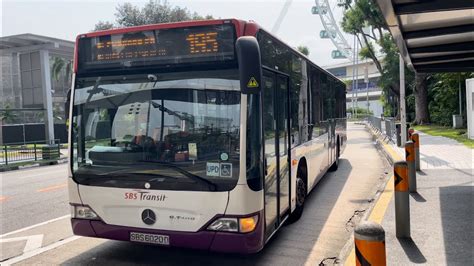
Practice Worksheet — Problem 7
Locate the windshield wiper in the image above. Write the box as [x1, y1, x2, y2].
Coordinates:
[137, 160, 218, 191]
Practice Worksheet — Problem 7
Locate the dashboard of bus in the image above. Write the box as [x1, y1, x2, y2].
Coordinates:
[71, 69, 242, 191]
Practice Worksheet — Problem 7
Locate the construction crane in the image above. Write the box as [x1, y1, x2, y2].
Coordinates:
[271, 0, 293, 34]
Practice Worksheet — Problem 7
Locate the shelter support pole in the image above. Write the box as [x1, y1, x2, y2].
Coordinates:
[400, 54, 407, 146]
[40, 49, 55, 144]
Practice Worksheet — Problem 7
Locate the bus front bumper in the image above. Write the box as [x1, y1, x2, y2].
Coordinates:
[71, 214, 264, 254]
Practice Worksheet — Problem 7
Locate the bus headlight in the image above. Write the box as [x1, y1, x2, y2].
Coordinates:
[72, 205, 99, 220]
[207, 218, 238, 232]
[207, 214, 259, 233]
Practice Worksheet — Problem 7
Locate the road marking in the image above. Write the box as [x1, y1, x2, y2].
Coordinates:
[0, 195, 9, 202]
[2, 235, 80, 265]
[36, 183, 67, 193]
[0, 234, 44, 253]
[0, 215, 70, 238]
[20, 169, 66, 179]
[368, 175, 395, 223]
[345, 142, 401, 266]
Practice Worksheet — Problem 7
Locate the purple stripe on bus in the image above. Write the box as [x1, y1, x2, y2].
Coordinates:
[71, 214, 264, 254]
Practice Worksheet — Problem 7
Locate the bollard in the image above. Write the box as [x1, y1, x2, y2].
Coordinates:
[354, 221, 386, 266]
[405, 141, 417, 193]
[394, 161, 410, 238]
[411, 133, 421, 171]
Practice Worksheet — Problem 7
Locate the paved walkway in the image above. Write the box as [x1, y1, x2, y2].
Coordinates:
[382, 131, 473, 265]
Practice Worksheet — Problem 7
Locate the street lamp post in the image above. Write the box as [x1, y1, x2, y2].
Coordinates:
[365, 60, 370, 115]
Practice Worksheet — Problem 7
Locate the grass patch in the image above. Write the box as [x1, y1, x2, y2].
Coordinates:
[413, 125, 474, 149]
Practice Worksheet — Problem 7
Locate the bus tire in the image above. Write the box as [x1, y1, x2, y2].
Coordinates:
[329, 140, 340, 172]
[287, 176, 306, 223]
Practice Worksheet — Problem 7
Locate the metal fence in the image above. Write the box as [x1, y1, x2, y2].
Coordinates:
[1, 123, 67, 145]
[367, 116, 397, 143]
[0, 139, 61, 166]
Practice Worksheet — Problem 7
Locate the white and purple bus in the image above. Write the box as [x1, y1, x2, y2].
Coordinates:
[67, 19, 346, 253]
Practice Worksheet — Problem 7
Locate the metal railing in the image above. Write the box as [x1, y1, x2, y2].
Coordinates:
[0, 139, 61, 166]
[367, 116, 397, 143]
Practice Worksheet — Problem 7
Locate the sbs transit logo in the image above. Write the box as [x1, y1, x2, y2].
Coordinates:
[124, 191, 167, 202]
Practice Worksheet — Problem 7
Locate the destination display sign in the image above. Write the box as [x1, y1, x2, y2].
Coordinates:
[77, 24, 236, 72]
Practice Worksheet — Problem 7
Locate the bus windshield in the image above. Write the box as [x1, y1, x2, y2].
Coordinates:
[71, 69, 241, 191]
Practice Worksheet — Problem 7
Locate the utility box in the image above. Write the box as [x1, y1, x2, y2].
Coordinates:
[453, 114, 463, 129]
[467, 78, 474, 140]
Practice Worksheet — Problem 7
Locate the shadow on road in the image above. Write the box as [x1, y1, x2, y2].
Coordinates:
[397, 237, 427, 264]
[439, 185, 473, 265]
[410, 192, 426, 202]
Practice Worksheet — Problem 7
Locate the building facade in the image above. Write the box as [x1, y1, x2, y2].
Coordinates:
[324, 59, 383, 117]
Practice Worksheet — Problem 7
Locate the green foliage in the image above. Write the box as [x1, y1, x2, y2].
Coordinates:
[297, 46, 309, 56]
[51, 57, 72, 82]
[94, 21, 115, 31]
[428, 72, 474, 127]
[339, 1, 420, 118]
[348, 106, 373, 115]
[413, 125, 473, 149]
[358, 43, 373, 60]
[0, 103, 17, 124]
[93, 0, 213, 30]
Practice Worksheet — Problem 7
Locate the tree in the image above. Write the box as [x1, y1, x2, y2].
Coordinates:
[338, 0, 417, 118]
[94, 21, 115, 31]
[428, 72, 474, 126]
[297, 46, 309, 56]
[414, 73, 429, 124]
[93, 0, 213, 30]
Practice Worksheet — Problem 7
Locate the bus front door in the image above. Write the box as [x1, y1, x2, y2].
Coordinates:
[262, 70, 290, 239]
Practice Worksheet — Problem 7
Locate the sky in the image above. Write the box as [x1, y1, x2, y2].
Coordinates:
[1, 0, 352, 66]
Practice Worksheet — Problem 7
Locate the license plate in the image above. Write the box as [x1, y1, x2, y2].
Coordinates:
[130, 232, 170, 245]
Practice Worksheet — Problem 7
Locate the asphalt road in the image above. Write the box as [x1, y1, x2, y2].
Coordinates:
[0, 164, 69, 234]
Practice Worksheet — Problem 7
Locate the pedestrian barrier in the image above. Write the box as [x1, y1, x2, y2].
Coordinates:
[405, 141, 417, 193]
[411, 133, 420, 171]
[394, 161, 410, 238]
[0, 139, 61, 166]
[366, 116, 398, 143]
[354, 221, 386, 266]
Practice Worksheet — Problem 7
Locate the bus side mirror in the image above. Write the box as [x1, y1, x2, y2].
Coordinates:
[236, 36, 262, 94]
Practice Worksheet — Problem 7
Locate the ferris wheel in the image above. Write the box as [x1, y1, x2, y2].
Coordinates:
[312, 0, 354, 61]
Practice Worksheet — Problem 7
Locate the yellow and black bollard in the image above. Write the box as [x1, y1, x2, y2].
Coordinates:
[354, 221, 386, 266]
[394, 161, 410, 238]
[405, 141, 416, 193]
[411, 133, 421, 171]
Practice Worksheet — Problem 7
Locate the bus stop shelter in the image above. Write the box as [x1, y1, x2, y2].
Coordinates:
[375, 0, 474, 143]
[0, 34, 74, 144]
[376, 0, 473, 73]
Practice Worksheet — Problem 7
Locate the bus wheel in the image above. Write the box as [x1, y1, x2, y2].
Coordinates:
[287, 176, 306, 223]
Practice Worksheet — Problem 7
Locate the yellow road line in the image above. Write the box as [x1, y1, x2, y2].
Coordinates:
[345, 141, 401, 265]
[37, 183, 67, 193]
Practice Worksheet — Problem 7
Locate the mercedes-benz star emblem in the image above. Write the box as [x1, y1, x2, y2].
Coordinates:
[142, 209, 156, 225]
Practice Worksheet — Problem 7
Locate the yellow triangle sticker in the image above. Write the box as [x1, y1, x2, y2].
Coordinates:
[247, 77, 259, 88]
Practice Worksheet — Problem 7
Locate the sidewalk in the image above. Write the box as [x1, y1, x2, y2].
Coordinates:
[379, 131, 473, 264]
